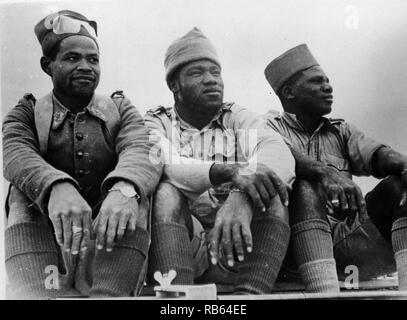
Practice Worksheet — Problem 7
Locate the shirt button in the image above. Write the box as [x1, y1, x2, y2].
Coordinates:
[69, 121, 74, 127]
[76, 150, 84, 158]
[76, 133, 84, 140]
[78, 170, 85, 176]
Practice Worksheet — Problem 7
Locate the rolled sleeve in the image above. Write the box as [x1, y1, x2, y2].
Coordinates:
[144, 111, 214, 199]
[232, 106, 296, 188]
[344, 122, 387, 176]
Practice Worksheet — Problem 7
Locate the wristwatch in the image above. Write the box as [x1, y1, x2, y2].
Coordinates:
[108, 185, 141, 202]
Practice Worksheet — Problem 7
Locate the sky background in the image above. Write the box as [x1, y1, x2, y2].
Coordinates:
[0, 0, 407, 297]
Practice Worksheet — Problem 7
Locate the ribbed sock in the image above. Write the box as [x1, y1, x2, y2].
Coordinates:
[391, 217, 407, 291]
[5, 222, 60, 299]
[90, 227, 149, 297]
[291, 218, 339, 293]
[234, 217, 290, 294]
[148, 222, 194, 285]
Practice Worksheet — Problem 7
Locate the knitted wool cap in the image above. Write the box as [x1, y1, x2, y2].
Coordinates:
[34, 10, 98, 56]
[164, 27, 221, 86]
[264, 44, 319, 93]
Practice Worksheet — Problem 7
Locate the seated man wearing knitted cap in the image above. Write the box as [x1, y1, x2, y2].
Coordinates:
[145, 27, 295, 294]
[264, 44, 407, 292]
[3, 10, 162, 299]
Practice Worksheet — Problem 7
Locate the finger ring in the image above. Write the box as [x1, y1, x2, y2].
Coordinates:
[119, 226, 127, 230]
[72, 226, 82, 234]
[331, 200, 340, 205]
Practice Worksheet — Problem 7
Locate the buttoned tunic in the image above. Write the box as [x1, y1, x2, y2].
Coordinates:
[3, 92, 162, 215]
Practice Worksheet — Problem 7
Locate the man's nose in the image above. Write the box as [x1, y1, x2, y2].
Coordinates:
[77, 58, 92, 71]
[203, 71, 217, 84]
[322, 82, 333, 93]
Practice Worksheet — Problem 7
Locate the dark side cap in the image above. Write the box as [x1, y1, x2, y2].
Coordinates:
[34, 10, 98, 56]
[264, 44, 319, 93]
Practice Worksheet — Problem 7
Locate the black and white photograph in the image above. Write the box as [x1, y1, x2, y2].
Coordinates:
[1, 0, 407, 306]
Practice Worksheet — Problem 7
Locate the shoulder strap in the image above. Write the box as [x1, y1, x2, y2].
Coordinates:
[34, 92, 53, 155]
[94, 94, 121, 140]
[147, 105, 173, 137]
[266, 109, 282, 119]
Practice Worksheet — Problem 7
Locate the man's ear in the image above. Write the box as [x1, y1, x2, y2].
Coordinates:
[281, 85, 294, 100]
[40, 56, 52, 76]
[169, 77, 180, 94]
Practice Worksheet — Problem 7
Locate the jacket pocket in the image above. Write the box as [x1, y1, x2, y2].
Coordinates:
[323, 153, 351, 172]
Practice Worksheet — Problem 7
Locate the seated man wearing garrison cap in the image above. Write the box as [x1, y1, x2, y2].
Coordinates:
[264, 44, 407, 292]
[144, 28, 295, 294]
[3, 10, 162, 298]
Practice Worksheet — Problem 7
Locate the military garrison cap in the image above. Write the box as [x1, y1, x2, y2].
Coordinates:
[264, 44, 319, 93]
[34, 10, 98, 56]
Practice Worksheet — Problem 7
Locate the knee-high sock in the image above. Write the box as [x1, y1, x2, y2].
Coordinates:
[392, 217, 407, 291]
[5, 222, 60, 299]
[148, 222, 194, 285]
[291, 218, 339, 293]
[90, 227, 149, 297]
[234, 216, 290, 294]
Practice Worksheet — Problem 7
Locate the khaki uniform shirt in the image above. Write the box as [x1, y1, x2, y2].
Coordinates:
[145, 103, 296, 226]
[265, 110, 386, 179]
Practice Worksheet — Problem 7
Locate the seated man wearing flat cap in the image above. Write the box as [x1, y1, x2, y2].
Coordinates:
[144, 28, 295, 294]
[3, 10, 162, 299]
[264, 44, 407, 292]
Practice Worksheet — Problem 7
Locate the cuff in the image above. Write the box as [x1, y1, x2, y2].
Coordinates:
[101, 170, 147, 200]
[37, 174, 79, 215]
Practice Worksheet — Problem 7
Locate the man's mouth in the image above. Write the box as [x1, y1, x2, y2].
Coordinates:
[72, 75, 95, 83]
[203, 88, 222, 95]
[323, 94, 333, 102]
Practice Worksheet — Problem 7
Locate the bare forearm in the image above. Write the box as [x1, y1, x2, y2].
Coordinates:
[209, 163, 239, 186]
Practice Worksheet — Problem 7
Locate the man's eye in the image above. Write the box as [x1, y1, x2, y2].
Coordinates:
[66, 56, 77, 62]
[308, 79, 320, 84]
[89, 57, 99, 64]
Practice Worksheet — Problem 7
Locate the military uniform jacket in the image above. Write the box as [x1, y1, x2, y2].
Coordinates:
[3, 91, 163, 215]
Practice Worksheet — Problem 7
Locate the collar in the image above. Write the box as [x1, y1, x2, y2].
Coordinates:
[281, 112, 338, 135]
[51, 93, 107, 130]
[173, 104, 230, 132]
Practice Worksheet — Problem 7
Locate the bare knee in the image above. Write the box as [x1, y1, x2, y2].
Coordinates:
[379, 175, 403, 202]
[261, 195, 289, 225]
[152, 182, 188, 224]
[374, 175, 406, 221]
[289, 179, 328, 224]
